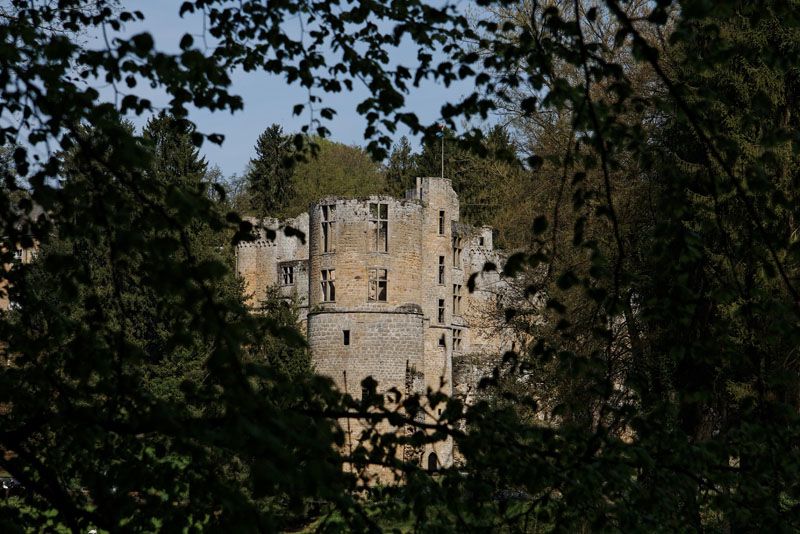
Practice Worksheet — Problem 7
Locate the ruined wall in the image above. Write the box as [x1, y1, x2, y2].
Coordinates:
[462, 226, 512, 356]
[235, 213, 309, 307]
[415, 177, 459, 400]
[308, 310, 425, 396]
[307, 197, 424, 310]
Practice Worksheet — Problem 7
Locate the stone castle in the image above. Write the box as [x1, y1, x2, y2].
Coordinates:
[235, 177, 511, 472]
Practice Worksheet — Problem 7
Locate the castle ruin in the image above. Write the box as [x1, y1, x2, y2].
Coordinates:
[235, 176, 512, 473]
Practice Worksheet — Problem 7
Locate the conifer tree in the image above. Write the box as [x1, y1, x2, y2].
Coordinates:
[385, 136, 417, 197]
[244, 124, 295, 218]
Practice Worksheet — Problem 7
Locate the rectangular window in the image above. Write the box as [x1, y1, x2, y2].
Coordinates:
[438, 256, 445, 285]
[321, 204, 336, 253]
[438, 334, 446, 347]
[321, 269, 336, 302]
[438, 210, 445, 235]
[452, 284, 462, 315]
[478, 236, 485, 247]
[369, 202, 389, 252]
[453, 328, 462, 351]
[452, 235, 462, 267]
[281, 265, 294, 285]
[368, 268, 388, 301]
[437, 298, 445, 324]
[343, 330, 350, 346]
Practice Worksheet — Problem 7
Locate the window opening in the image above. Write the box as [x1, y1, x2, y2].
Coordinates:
[452, 284, 462, 315]
[478, 236, 485, 247]
[438, 334, 446, 347]
[369, 202, 389, 252]
[368, 268, 388, 301]
[343, 330, 350, 346]
[437, 299, 445, 324]
[453, 328, 463, 351]
[321, 204, 336, 253]
[427, 452, 439, 472]
[452, 235, 462, 267]
[321, 269, 336, 302]
[281, 265, 294, 285]
[438, 256, 445, 285]
[438, 210, 445, 235]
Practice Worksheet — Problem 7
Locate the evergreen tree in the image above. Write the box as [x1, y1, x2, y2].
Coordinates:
[385, 136, 417, 197]
[415, 126, 531, 247]
[244, 124, 295, 218]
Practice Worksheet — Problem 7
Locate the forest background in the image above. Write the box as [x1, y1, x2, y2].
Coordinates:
[1, 0, 800, 532]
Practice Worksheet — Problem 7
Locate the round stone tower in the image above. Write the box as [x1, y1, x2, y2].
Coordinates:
[306, 196, 427, 414]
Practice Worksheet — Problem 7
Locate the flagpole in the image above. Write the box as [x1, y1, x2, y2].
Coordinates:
[441, 132, 444, 179]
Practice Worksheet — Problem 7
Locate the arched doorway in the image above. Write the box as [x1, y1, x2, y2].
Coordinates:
[427, 452, 439, 472]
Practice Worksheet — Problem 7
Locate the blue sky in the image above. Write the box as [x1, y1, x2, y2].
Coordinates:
[90, 1, 478, 177]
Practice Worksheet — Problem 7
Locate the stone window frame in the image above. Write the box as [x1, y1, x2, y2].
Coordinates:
[437, 298, 445, 324]
[281, 265, 294, 285]
[438, 256, 445, 285]
[369, 202, 389, 252]
[452, 283, 462, 316]
[438, 333, 446, 348]
[321, 268, 336, 302]
[368, 267, 388, 302]
[453, 328, 463, 352]
[452, 235, 462, 268]
[321, 204, 336, 253]
[438, 210, 445, 235]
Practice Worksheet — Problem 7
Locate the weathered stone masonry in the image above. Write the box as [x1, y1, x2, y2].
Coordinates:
[235, 177, 508, 471]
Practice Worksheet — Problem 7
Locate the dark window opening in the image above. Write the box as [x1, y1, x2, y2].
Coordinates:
[452, 284, 462, 315]
[281, 265, 294, 285]
[453, 328, 463, 351]
[369, 202, 389, 252]
[321, 269, 336, 302]
[368, 268, 388, 301]
[427, 452, 439, 472]
[452, 235, 462, 267]
[478, 236, 484, 247]
[438, 334, 446, 347]
[438, 256, 445, 284]
[438, 210, 445, 235]
[343, 330, 350, 345]
[321, 204, 336, 253]
[437, 299, 445, 324]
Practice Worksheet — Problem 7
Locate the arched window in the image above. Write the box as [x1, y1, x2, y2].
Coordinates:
[427, 452, 439, 472]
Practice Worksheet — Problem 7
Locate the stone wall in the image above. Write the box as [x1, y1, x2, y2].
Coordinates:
[235, 213, 309, 307]
[307, 197, 424, 310]
[308, 309, 425, 396]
